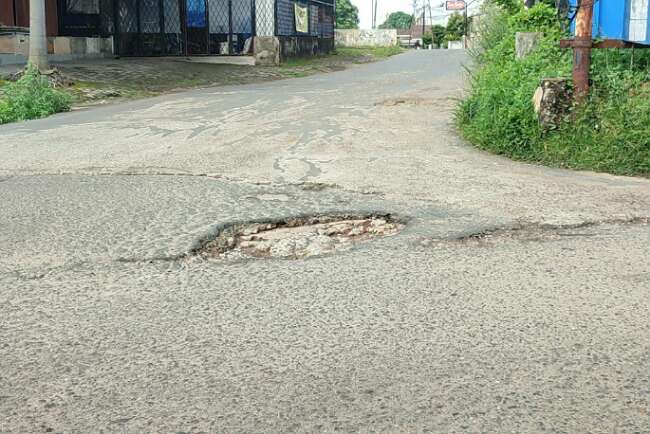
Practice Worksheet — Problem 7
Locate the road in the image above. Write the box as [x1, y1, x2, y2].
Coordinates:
[1, 50, 649, 433]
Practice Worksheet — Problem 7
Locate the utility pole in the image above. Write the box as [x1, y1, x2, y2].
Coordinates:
[29, 0, 48, 70]
[422, 6, 425, 43]
[371, 0, 378, 28]
[463, 4, 467, 47]
[374, 0, 378, 29]
[573, 0, 594, 101]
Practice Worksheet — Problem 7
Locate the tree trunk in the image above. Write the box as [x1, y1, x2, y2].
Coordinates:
[29, 0, 48, 71]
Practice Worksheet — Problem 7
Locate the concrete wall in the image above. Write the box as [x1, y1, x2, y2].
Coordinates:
[254, 36, 334, 66]
[278, 36, 334, 61]
[0, 33, 113, 66]
[447, 40, 465, 50]
[335, 29, 398, 47]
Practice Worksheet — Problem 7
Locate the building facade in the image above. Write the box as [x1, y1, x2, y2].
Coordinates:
[0, 0, 334, 62]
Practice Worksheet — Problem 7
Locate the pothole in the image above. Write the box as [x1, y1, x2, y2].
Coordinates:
[197, 214, 404, 260]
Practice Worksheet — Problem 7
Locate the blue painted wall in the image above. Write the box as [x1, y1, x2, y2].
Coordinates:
[569, 0, 650, 45]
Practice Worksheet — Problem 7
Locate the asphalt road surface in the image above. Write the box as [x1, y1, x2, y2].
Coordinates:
[1, 50, 649, 433]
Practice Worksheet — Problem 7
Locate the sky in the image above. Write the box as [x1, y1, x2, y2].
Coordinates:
[351, 0, 484, 29]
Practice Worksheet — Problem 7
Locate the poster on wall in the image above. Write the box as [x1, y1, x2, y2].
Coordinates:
[294, 3, 309, 33]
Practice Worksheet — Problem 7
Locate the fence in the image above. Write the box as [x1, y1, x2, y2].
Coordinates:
[111, 0, 275, 55]
[30, 0, 334, 57]
[275, 0, 334, 39]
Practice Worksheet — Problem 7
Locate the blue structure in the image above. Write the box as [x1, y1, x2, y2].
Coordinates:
[570, 0, 650, 46]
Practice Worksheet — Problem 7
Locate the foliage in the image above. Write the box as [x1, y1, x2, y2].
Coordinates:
[335, 0, 360, 29]
[379, 11, 413, 29]
[446, 12, 468, 40]
[431, 25, 446, 46]
[0, 65, 71, 125]
[423, 15, 469, 48]
[456, 2, 650, 176]
[491, 0, 522, 13]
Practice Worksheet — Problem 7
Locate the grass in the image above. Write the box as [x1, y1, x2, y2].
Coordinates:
[281, 46, 403, 69]
[457, 3, 650, 177]
[335, 46, 404, 58]
[0, 66, 71, 125]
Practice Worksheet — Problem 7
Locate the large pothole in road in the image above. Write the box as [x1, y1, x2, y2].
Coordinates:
[198, 214, 404, 260]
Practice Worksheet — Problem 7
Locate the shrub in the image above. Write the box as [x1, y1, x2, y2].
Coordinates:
[457, 2, 650, 176]
[0, 65, 71, 124]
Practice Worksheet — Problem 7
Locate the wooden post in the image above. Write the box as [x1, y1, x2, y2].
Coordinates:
[573, 0, 594, 102]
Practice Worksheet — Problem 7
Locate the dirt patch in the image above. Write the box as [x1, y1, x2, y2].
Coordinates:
[198, 214, 404, 260]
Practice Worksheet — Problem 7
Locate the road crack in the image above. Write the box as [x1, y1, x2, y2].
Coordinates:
[426, 217, 650, 247]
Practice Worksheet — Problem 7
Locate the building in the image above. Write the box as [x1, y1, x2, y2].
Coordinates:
[0, 0, 335, 65]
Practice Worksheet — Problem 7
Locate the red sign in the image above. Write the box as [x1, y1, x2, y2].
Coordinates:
[446, 0, 466, 10]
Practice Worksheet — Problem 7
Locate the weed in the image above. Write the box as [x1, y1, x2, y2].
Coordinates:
[0, 66, 71, 125]
[457, 2, 650, 176]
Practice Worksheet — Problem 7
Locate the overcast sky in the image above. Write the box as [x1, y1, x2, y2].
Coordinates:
[351, 0, 483, 29]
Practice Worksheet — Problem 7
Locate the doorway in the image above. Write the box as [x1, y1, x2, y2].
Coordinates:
[184, 0, 208, 54]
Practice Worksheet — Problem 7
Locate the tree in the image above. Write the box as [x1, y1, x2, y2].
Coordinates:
[336, 0, 360, 29]
[492, 0, 557, 13]
[29, 0, 48, 70]
[445, 12, 468, 40]
[379, 11, 413, 29]
[430, 24, 446, 47]
[491, 0, 521, 12]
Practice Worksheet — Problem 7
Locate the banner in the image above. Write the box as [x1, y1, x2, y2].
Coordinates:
[446, 0, 466, 11]
[295, 3, 309, 33]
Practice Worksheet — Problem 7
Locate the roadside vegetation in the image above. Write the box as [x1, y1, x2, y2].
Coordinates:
[457, 1, 650, 176]
[423, 13, 468, 48]
[0, 66, 71, 125]
[282, 46, 403, 70]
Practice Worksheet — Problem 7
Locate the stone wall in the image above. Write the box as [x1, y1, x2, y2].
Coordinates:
[335, 29, 397, 47]
[253, 36, 281, 66]
[0, 33, 113, 66]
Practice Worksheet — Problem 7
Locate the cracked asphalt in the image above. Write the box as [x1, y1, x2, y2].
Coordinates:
[1, 50, 649, 433]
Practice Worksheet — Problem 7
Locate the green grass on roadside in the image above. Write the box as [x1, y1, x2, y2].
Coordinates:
[0, 66, 71, 125]
[281, 46, 403, 69]
[335, 46, 404, 58]
[457, 3, 650, 176]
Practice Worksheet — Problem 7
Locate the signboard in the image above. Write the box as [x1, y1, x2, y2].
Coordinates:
[446, 0, 466, 11]
[294, 4, 309, 33]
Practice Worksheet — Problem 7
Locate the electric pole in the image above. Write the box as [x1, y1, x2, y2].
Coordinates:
[374, 0, 378, 29]
[573, 0, 594, 101]
[29, 0, 48, 70]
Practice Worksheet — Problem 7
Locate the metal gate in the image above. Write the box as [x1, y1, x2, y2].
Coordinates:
[114, 0, 256, 56]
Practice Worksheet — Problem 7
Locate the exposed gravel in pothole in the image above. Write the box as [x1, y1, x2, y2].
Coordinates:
[198, 214, 404, 260]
